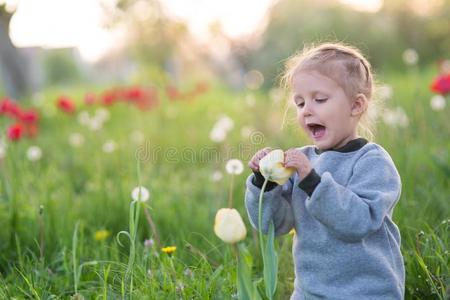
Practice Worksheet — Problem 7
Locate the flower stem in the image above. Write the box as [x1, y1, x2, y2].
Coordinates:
[228, 174, 235, 208]
[258, 178, 269, 264]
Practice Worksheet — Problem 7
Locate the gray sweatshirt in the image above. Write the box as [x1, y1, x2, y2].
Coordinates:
[245, 139, 405, 299]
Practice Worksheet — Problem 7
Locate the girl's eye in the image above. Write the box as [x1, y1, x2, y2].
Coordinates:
[315, 98, 328, 103]
[296, 102, 305, 108]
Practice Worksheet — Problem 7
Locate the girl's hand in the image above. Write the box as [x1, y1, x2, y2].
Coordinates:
[248, 147, 272, 172]
[284, 148, 312, 179]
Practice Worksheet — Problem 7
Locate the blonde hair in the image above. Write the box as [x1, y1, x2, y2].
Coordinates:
[280, 42, 381, 141]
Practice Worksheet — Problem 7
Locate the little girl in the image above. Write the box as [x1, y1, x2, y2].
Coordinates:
[245, 43, 405, 299]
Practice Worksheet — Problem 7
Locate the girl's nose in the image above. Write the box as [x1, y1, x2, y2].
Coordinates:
[302, 101, 313, 116]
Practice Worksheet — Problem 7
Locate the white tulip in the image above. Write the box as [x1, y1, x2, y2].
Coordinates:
[214, 208, 247, 244]
[259, 149, 295, 185]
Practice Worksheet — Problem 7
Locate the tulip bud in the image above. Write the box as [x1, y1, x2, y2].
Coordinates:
[214, 208, 247, 244]
[259, 149, 295, 185]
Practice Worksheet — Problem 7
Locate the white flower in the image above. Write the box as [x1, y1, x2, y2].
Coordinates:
[377, 84, 393, 101]
[215, 115, 234, 132]
[214, 208, 247, 244]
[0, 145, 6, 159]
[95, 108, 110, 123]
[131, 186, 150, 202]
[102, 140, 117, 153]
[430, 95, 446, 111]
[259, 149, 295, 185]
[209, 127, 227, 143]
[77, 111, 90, 126]
[382, 107, 409, 128]
[225, 159, 244, 175]
[130, 130, 145, 144]
[402, 49, 418, 66]
[26, 146, 42, 161]
[211, 170, 223, 182]
[69, 133, 85, 147]
[89, 117, 103, 131]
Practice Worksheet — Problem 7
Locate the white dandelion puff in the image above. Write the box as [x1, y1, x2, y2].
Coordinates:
[209, 127, 227, 143]
[430, 95, 446, 111]
[95, 108, 110, 123]
[211, 170, 223, 182]
[131, 186, 150, 202]
[102, 140, 117, 153]
[402, 49, 419, 66]
[377, 84, 393, 101]
[26, 146, 42, 161]
[226, 159, 244, 175]
[382, 107, 409, 128]
[215, 115, 234, 132]
[130, 130, 145, 144]
[77, 111, 90, 126]
[69, 133, 85, 147]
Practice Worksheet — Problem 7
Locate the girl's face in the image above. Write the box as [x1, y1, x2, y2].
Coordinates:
[292, 70, 360, 150]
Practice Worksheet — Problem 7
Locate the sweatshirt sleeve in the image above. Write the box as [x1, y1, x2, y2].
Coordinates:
[305, 149, 402, 242]
[244, 172, 295, 236]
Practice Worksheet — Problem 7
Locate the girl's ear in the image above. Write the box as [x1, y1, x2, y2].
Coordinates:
[351, 94, 368, 116]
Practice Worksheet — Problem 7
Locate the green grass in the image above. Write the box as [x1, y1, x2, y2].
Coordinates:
[0, 67, 449, 299]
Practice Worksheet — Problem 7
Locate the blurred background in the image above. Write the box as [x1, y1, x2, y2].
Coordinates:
[1, 0, 449, 98]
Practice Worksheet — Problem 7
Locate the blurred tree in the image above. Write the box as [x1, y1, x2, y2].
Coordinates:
[0, 4, 30, 99]
[234, 0, 450, 88]
[106, 0, 192, 86]
[43, 49, 83, 86]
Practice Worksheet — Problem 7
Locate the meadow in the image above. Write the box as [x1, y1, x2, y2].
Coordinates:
[0, 66, 448, 299]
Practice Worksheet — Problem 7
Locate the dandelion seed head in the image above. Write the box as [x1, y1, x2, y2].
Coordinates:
[402, 49, 419, 65]
[211, 170, 223, 182]
[430, 95, 446, 111]
[27, 146, 42, 161]
[225, 159, 244, 175]
[69, 133, 85, 147]
[131, 186, 150, 202]
[102, 140, 117, 153]
[95, 108, 110, 123]
[209, 127, 227, 143]
[77, 111, 90, 125]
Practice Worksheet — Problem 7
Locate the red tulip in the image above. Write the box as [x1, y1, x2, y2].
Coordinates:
[124, 86, 144, 101]
[430, 73, 450, 95]
[57, 96, 76, 114]
[84, 93, 96, 106]
[0, 98, 22, 119]
[7, 123, 24, 141]
[166, 86, 180, 101]
[20, 110, 39, 123]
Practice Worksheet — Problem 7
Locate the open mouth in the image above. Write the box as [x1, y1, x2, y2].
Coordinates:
[307, 123, 326, 139]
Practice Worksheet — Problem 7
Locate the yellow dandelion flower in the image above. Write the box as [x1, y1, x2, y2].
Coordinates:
[94, 229, 111, 241]
[161, 246, 176, 255]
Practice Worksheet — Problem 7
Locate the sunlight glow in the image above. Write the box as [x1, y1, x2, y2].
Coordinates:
[339, 0, 383, 12]
[6, 0, 275, 61]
